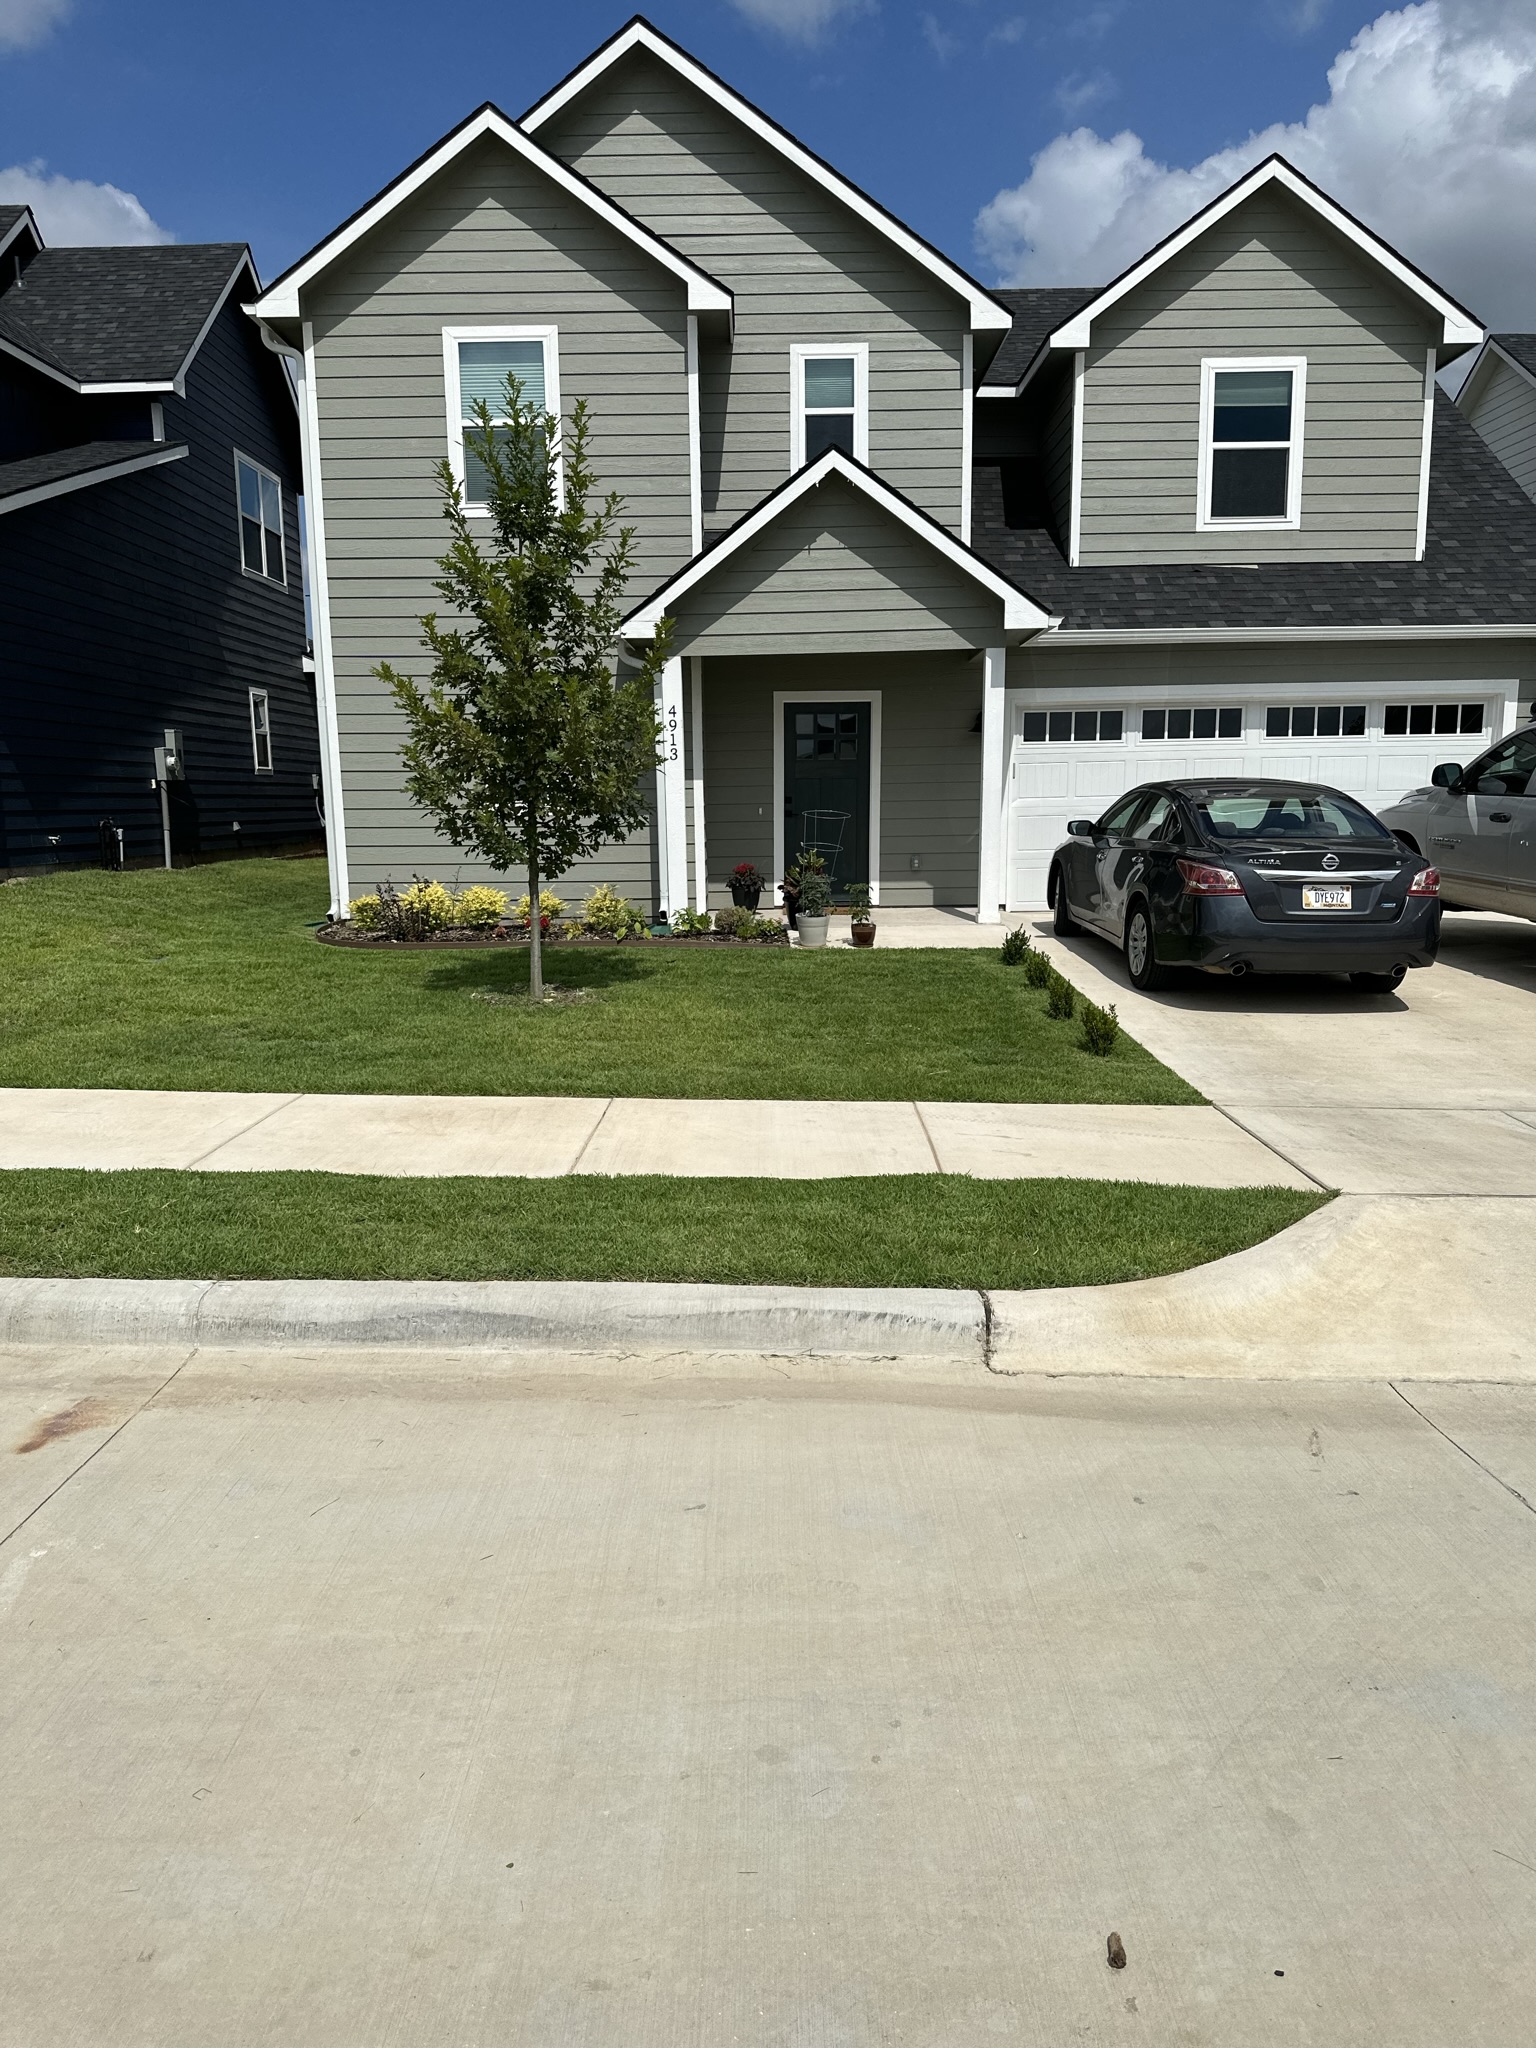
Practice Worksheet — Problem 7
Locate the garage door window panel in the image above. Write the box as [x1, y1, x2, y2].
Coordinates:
[1142, 708, 1242, 741]
[1384, 703, 1486, 737]
[1266, 706, 1367, 739]
[1021, 709, 1124, 743]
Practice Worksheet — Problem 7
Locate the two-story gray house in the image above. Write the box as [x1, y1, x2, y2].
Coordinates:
[251, 17, 1536, 919]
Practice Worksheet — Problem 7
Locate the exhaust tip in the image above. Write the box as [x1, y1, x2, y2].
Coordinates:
[1229, 961, 1250, 979]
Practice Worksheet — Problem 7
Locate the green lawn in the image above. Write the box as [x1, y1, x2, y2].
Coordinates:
[0, 1170, 1323, 1289]
[0, 858, 1200, 1103]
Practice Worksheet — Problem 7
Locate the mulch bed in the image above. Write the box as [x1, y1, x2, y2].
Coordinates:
[315, 925, 789, 951]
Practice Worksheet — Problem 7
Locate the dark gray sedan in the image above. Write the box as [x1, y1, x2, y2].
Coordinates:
[1047, 780, 1441, 993]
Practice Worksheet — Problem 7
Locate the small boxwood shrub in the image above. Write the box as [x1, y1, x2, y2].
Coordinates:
[1078, 999, 1120, 1057]
[456, 885, 509, 929]
[1045, 969, 1076, 1020]
[1022, 947, 1053, 988]
[999, 927, 1031, 966]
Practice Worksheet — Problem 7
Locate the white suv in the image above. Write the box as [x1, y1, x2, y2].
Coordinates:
[1380, 725, 1536, 918]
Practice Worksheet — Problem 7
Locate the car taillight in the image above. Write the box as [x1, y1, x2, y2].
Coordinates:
[1408, 866, 1440, 897]
[1177, 858, 1244, 896]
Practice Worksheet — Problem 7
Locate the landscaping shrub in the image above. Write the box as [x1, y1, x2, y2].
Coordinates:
[579, 883, 646, 939]
[1078, 999, 1120, 1057]
[455, 885, 509, 929]
[670, 908, 712, 935]
[999, 926, 1031, 965]
[1022, 947, 1053, 988]
[1045, 969, 1076, 1020]
[712, 905, 754, 938]
[397, 880, 457, 935]
[348, 894, 383, 932]
[516, 890, 565, 924]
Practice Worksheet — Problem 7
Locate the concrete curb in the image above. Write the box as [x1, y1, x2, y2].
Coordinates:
[0, 1276, 984, 1358]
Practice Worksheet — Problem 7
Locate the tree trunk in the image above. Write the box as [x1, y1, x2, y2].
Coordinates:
[527, 845, 544, 1001]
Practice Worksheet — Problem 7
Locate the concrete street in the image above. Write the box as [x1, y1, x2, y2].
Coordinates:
[3, 1342, 1535, 2047]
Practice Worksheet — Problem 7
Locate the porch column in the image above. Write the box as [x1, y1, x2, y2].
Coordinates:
[688, 655, 707, 912]
[976, 645, 1007, 923]
[656, 654, 688, 917]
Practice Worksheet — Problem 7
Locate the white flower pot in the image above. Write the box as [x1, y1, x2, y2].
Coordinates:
[797, 914, 830, 948]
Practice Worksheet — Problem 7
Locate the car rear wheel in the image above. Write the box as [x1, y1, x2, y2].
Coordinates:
[1350, 967, 1407, 995]
[1124, 902, 1171, 991]
[1050, 865, 1079, 936]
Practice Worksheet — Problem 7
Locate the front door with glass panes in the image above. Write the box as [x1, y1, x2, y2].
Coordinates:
[783, 703, 870, 897]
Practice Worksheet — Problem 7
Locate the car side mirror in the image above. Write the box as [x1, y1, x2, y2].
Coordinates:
[1066, 818, 1097, 837]
[1431, 763, 1464, 789]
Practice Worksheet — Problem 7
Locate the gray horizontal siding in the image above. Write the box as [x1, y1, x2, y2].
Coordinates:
[305, 134, 691, 902]
[700, 651, 983, 906]
[1079, 188, 1437, 566]
[665, 475, 1006, 654]
[539, 49, 968, 533]
[1008, 636, 1536, 695]
[1463, 356, 1536, 504]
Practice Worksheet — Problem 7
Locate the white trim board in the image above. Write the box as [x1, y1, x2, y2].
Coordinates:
[621, 446, 1056, 639]
[1048, 156, 1482, 355]
[1031, 624, 1536, 647]
[0, 443, 187, 517]
[520, 18, 1010, 336]
[298, 319, 351, 921]
[1456, 335, 1536, 415]
[252, 104, 733, 324]
[0, 205, 38, 268]
[772, 689, 882, 907]
[442, 325, 562, 513]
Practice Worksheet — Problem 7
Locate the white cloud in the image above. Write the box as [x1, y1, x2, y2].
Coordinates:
[1054, 68, 1115, 116]
[0, 0, 70, 52]
[726, 0, 871, 40]
[0, 160, 172, 244]
[975, 0, 1536, 326]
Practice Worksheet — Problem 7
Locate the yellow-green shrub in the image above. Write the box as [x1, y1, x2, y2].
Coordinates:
[456, 885, 509, 929]
[348, 894, 382, 931]
[398, 880, 456, 933]
[580, 883, 644, 938]
[515, 890, 566, 923]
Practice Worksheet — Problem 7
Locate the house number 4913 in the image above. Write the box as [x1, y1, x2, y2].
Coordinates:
[666, 700, 681, 761]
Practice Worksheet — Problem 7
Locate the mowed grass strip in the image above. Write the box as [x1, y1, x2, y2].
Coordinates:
[0, 858, 1199, 1104]
[0, 1171, 1325, 1289]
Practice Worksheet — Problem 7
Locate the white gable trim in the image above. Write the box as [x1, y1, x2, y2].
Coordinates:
[1048, 157, 1483, 354]
[0, 443, 187, 517]
[0, 205, 39, 267]
[1458, 337, 1536, 416]
[621, 447, 1056, 638]
[252, 103, 733, 323]
[522, 19, 1010, 336]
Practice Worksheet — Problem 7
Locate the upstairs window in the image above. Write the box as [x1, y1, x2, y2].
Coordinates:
[791, 344, 867, 467]
[249, 689, 272, 773]
[236, 454, 285, 583]
[1198, 359, 1305, 528]
[444, 328, 559, 512]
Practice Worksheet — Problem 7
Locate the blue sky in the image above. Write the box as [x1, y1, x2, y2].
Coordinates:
[1, 0, 1534, 321]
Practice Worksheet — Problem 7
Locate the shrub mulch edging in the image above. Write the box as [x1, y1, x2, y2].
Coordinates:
[316, 924, 790, 951]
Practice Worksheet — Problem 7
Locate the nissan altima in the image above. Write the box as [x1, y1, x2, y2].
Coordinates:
[1046, 780, 1441, 992]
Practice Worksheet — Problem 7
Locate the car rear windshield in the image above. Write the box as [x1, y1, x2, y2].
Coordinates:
[1193, 789, 1393, 843]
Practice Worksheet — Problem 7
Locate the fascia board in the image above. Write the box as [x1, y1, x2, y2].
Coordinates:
[1047, 158, 1484, 352]
[170, 252, 261, 395]
[251, 105, 733, 322]
[76, 380, 179, 394]
[0, 207, 39, 265]
[0, 443, 187, 517]
[521, 19, 1010, 335]
[0, 330, 77, 390]
[1031, 623, 1536, 647]
[621, 447, 1054, 637]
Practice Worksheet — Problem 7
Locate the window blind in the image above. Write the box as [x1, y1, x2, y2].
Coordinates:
[458, 340, 546, 419]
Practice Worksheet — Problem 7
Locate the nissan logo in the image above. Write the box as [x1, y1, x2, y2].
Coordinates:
[1322, 852, 1340, 870]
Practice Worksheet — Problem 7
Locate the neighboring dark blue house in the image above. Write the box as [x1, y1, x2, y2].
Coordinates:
[0, 204, 319, 872]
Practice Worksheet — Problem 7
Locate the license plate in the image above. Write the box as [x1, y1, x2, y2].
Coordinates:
[1302, 884, 1352, 910]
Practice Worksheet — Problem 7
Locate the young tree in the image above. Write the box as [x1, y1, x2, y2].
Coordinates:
[376, 385, 671, 1000]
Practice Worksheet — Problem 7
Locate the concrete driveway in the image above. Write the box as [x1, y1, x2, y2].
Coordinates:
[1032, 909, 1536, 1192]
[3, 1341, 1535, 2048]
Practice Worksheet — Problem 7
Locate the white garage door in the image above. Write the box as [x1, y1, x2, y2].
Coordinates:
[1005, 692, 1515, 908]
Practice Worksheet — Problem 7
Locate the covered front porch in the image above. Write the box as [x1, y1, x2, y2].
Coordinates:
[621, 447, 1054, 923]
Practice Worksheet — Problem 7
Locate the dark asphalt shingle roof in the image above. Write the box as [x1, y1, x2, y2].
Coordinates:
[1492, 334, 1536, 383]
[978, 287, 1101, 391]
[0, 243, 248, 383]
[0, 204, 31, 238]
[972, 394, 1536, 632]
[0, 438, 186, 506]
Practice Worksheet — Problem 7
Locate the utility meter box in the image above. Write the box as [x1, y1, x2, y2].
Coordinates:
[161, 728, 186, 781]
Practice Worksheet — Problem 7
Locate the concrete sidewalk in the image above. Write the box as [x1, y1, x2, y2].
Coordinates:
[0, 1086, 1313, 1187]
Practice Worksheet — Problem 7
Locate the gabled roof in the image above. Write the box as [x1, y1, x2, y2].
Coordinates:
[521, 15, 1012, 337]
[0, 204, 40, 268]
[251, 101, 733, 323]
[977, 287, 1100, 396]
[0, 244, 255, 393]
[0, 438, 188, 516]
[969, 395, 1536, 638]
[622, 445, 1055, 638]
[1047, 156, 1483, 359]
[1456, 333, 1536, 414]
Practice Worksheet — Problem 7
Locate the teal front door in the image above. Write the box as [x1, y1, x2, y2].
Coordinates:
[783, 701, 870, 896]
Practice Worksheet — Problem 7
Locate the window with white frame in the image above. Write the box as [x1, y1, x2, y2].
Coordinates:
[791, 343, 868, 467]
[1198, 359, 1305, 528]
[235, 453, 285, 583]
[249, 688, 272, 773]
[443, 328, 559, 512]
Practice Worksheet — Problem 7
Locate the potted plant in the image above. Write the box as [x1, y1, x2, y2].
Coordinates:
[848, 881, 876, 948]
[795, 863, 833, 947]
[729, 861, 765, 909]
